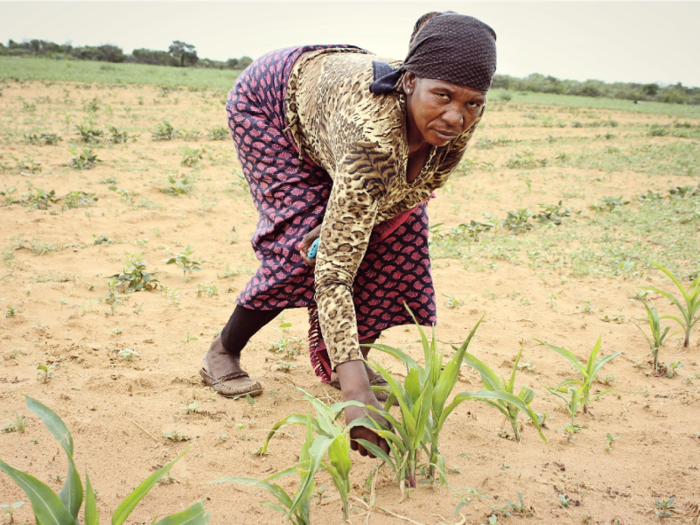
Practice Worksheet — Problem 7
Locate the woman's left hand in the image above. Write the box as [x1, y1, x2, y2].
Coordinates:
[299, 225, 322, 267]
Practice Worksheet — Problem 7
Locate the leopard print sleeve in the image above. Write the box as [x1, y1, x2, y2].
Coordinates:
[314, 145, 388, 367]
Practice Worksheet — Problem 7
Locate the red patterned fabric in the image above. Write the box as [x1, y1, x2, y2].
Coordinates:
[226, 46, 437, 382]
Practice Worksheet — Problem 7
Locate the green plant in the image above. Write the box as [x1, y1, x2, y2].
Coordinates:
[182, 130, 202, 142]
[151, 119, 178, 141]
[663, 360, 684, 378]
[110, 252, 160, 292]
[163, 430, 190, 441]
[0, 396, 209, 525]
[37, 364, 56, 383]
[107, 125, 133, 144]
[182, 401, 199, 415]
[505, 151, 548, 170]
[536, 335, 620, 413]
[590, 195, 629, 211]
[532, 201, 571, 227]
[463, 347, 545, 443]
[75, 124, 103, 144]
[639, 262, 700, 348]
[442, 294, 467, 309]
[83, 96, 100, 113]
[222, 389, 360, 522]
[655, 497, 675, 518]
[163, 174, 195, 196]
[10, 156, 42, 175]
[491, 492, 535, 517]
[181, 147, 203, 167]
[604, 432, 619, 452]
[68, 148, 100, 170]
[358, 312, 544, 491]
[5, 306, 19, 317]
[577, 299, 595, 314]
[196, 282, 219, 297]
[501, 209, 533, 234]
[544, 383, 581, 434]
[20, 185, 59, 210]
[1, 501, 25, 523]
[118, 348, 139, 361]
[267, 317, 303, 358]
[163, 286, 181, 307]
[18, 97, 36, 113]
[208, 125, 229, 140]
[163, 245, 205, 280]
[61, 191, 98, 211]
[277, 360, 296, 372]
[25, 132, 61, 145]
[634, 294, 671, 373]
[1, 411, 26, 434]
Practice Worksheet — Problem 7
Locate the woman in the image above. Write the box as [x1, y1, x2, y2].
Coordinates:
[200, 11, 497, 456]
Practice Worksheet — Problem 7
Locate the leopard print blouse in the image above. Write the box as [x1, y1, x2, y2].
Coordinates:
[285, 48, 484, 370]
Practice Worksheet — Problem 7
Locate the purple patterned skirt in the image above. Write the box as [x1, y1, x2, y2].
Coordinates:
[226, 46, 437, 381]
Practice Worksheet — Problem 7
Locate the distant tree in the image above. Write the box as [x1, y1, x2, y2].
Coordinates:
[169, 40, 198, 67]
[226, 57, 239, 69]
[642, 83, 659, 97]
[238, 56, 253, 69]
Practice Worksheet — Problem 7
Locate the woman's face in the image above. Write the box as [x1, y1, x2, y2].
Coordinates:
[403, 72, 487, 147]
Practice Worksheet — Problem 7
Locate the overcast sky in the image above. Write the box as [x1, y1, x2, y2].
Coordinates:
[1, 1, 698, 87]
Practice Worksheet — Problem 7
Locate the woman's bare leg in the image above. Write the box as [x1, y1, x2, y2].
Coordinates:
[201, 305, 282, 392]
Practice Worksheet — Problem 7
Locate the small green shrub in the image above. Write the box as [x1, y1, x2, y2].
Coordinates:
[181, 147, 203, 167]
[151, 119, 178, 141]
[505, 151, 548, 170]
[502, 209, 533, 234]
[163, 174, 195, 196]
[69, 149, 100, 170]
[75, 124, 104, 144]
[61, 191, 98, 210]
[208, 125, 229, 140]
[110, 252, 160, 292]
[590, 195, 629, 212]
[182, 130, 202, 142]
[163, 245, 205, 280]
[25, 132, 62, 145]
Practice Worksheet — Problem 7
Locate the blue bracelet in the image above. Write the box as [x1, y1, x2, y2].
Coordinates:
[307, 238, 320, 259]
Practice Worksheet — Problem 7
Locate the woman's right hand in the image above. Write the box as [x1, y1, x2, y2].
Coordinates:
[336, 360, 391, 457]
[299, 224, 322, 267]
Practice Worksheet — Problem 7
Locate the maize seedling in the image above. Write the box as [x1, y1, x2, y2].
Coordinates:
[634, 293, 671, 373]
[357, 312, 546, 492]
[0, 395, 210, 525]
[535, 335, 620, 413]
[463, 347, 546, 443]
[218, 388, 360, 521]
[639, 262, 699, 348]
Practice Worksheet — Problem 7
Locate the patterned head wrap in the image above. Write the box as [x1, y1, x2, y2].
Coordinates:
[370, 11, 497, 94]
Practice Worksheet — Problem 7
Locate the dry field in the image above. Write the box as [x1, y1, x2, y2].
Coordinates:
[1, 78, 699, 525]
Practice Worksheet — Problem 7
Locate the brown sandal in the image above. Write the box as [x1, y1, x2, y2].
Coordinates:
[199, 366, 263, 398]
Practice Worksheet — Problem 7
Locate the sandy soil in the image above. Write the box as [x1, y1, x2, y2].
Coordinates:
[1, 81, 699, 525]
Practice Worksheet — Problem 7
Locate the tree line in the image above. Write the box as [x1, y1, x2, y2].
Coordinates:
[492, 73, 699, 106]
[0, 39, 253, 71]
[1, 38, 697, 105]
